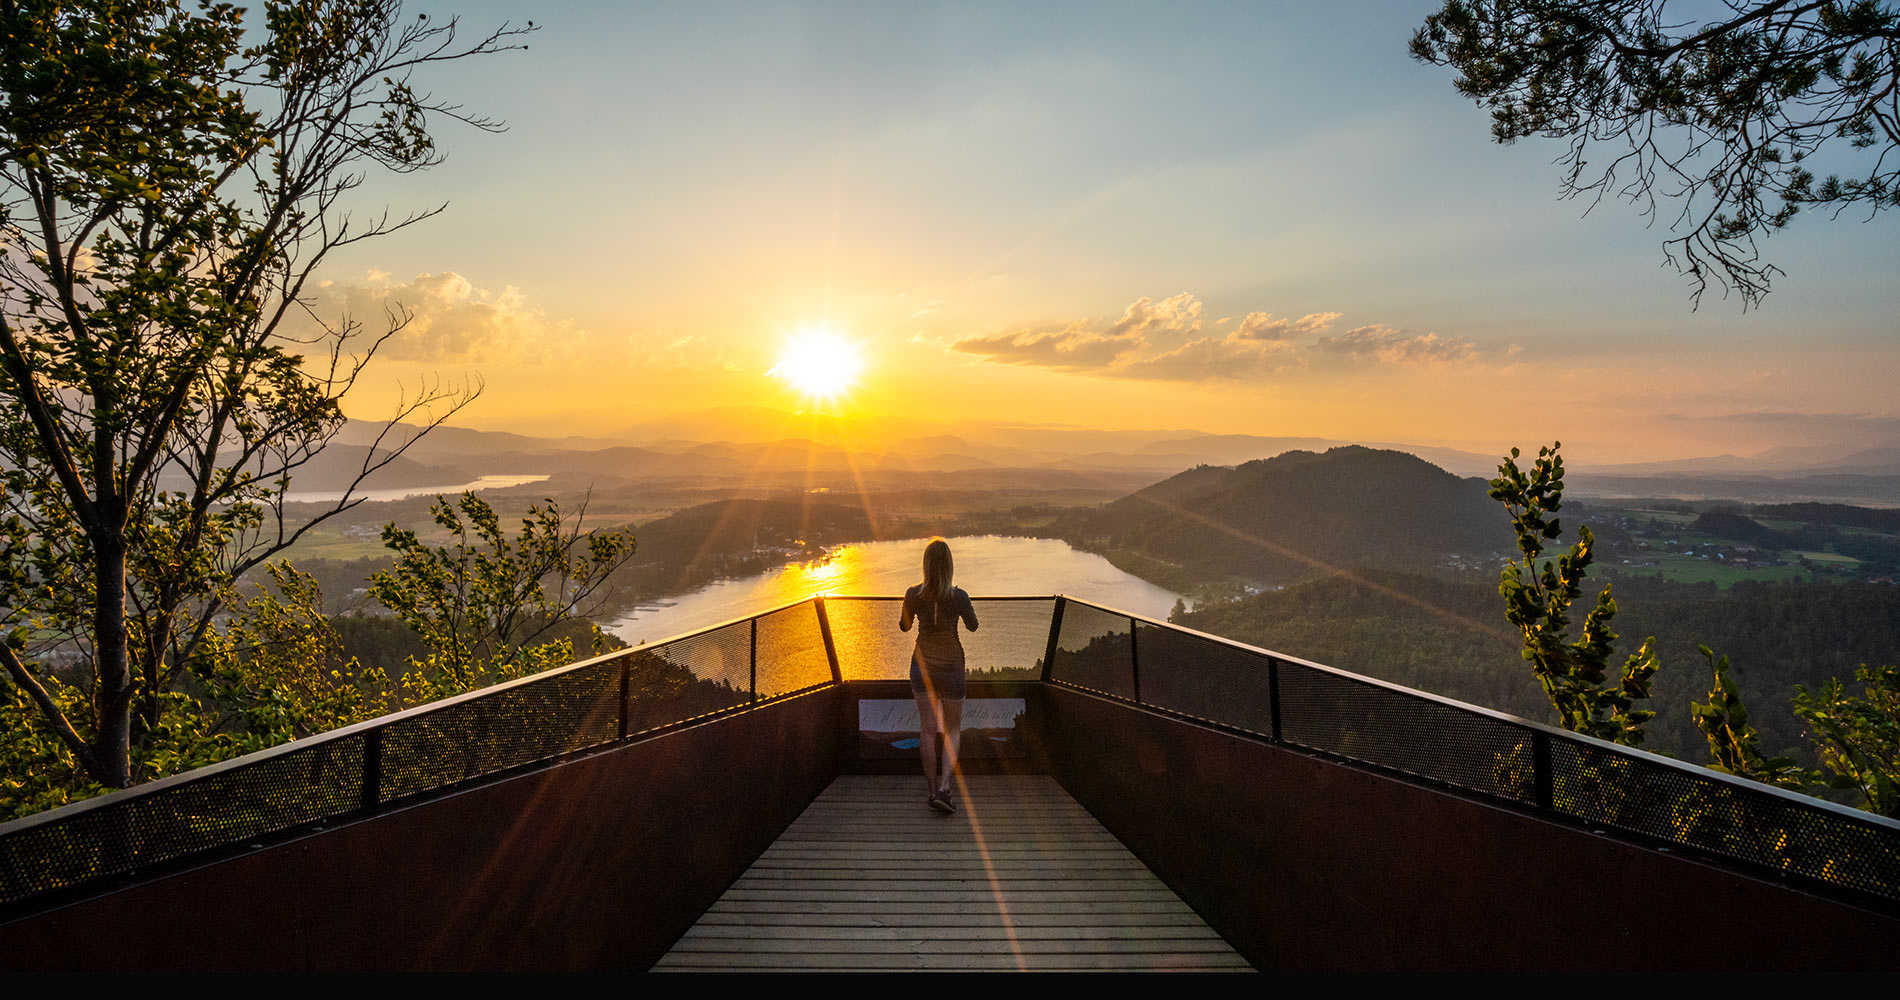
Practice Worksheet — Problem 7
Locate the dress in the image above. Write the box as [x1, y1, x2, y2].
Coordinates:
[900, 584, 978, 700]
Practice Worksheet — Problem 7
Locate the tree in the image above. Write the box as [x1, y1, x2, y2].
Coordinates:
[1691, 644, 1811, 788]
[0, 2, 531, 788]
[1490, 443, 1661, 745]
[1412, 1, 1900, 307]
[192, 562, 398, 750]
[368, 492, 637, 692]
[1794, 664, 1900, 816]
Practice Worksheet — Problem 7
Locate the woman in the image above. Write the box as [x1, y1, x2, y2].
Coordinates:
[900, 538, 978, 813]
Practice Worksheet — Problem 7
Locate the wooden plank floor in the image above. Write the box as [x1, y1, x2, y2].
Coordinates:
[655, 774, 1252, 972]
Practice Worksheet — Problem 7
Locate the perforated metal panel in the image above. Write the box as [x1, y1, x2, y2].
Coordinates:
[965, 599, 1056, 679]
[623, 623, 754, 736]
[0, 733, 366, 902]
[755, 602, 832, 698]
[822, 597, 1053, 682]
[824, 597, 911, 680]
[1050, 600, 1134, 700]
[1275, 661, 1541, 804]
[380, 659, 623, 801]
[1552, 736, 1900, 896]
[1133, 622, 1275, 735]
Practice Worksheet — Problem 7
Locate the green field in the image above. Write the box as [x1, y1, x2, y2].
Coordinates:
[1794, 550, 1861, 565]
[1630, 552, 1809, 586]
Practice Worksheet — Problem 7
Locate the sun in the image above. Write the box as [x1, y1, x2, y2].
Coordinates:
[769, 328, 865, 402]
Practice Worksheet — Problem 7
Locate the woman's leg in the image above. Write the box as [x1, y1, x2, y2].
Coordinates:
[913, 688, 941, 795]
[938, 697, 964, 794]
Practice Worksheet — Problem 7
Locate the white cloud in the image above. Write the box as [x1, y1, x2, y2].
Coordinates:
[1107, 293, 1204, 339]
[301, 271, 585, 365]
[1232, 310, 1340, 341]
[1313, 325, 1478, 366]
[950, 321, 1145, 371]
[954, 293, 1315, 381]
[1110, 333, 1303, 380]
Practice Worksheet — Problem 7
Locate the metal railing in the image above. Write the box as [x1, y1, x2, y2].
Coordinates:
[1041, 596, 1900, 909]
[4, 592, 1898, 915]
[0, 596, 842, 912]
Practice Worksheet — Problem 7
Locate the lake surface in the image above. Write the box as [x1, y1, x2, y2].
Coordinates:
[283, 474, 551, 505]
[606, 535, 1185, 647]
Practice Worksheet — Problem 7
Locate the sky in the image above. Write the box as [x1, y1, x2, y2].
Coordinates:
[313, 1, 1900, 465]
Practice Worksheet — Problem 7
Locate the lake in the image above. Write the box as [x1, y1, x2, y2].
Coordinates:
[605, 535, 1185, 647]
[283, 474, 551, 505]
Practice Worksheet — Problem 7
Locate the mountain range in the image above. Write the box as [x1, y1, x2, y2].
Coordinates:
[299, 412, 1900, 508]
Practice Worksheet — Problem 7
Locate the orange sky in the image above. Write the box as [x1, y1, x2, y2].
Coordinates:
[320, 4, 1899, 466]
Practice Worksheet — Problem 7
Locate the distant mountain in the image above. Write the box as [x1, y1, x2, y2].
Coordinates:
[1572, 445, 1900, 482]
[1751, 503, 1900, 532]
[1054, 446, 1511, 585]
[1569, 473, 1900, 507]
[327, 416, 1900, 510]
[159, 444, 473, 495]
[1130, 434, 1504, 478]
[335, 421, 629, 460]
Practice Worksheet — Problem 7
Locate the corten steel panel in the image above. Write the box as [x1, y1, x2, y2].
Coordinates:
[1039, 685, 1900, 972]
[0, 689, 843, 971]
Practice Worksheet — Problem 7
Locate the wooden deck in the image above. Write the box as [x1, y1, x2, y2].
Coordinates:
[655, 774, 1252, 971]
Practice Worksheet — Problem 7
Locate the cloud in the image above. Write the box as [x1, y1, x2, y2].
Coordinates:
[303, 271, 584, 365]
[953, 292, 1306, 381]
[955, 295, 1480, 381]
[1232, 310, 1340, 341]
[1107, 293, 1204, 338]
[1313, 325, 1478, 366]
[950, 322, 1145, 372]
[1110, 334, 1302, 381]
[947, 291, 1207, 373]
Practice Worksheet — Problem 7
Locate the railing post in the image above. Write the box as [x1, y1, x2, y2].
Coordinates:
[1267, 657, 1283, 743]
[749, 617, 759, 704]
[1128, 616, 1142, 705]
[1532, 730, 1554, 810]
[360, 727, 383, 811]
[1041, 596, 1066, 683]
[815, 596, 842, 685]
[618, 655, 631, 741]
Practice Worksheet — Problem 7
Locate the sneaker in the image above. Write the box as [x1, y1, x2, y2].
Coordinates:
[931, 789, 957, 814]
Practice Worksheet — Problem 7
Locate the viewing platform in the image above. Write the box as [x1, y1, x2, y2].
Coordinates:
[2, 594, 1897, 971]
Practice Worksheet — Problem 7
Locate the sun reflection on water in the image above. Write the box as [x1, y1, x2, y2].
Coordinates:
[609, 535, 1187, 646]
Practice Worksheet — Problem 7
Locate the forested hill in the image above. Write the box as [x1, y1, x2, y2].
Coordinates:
[1053, 446, 1509, 585]
[627, 498, 876, 573]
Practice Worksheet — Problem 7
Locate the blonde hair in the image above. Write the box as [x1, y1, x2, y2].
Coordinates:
[920, 538, 955, 612]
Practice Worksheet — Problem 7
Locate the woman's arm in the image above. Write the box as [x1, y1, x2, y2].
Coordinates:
[958, 589, 978, 631]
[899, 590, 914, 632]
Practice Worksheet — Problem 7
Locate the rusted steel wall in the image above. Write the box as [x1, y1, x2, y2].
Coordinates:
[0, 689, 842, 971]
[1038, 685, 1900, 972]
